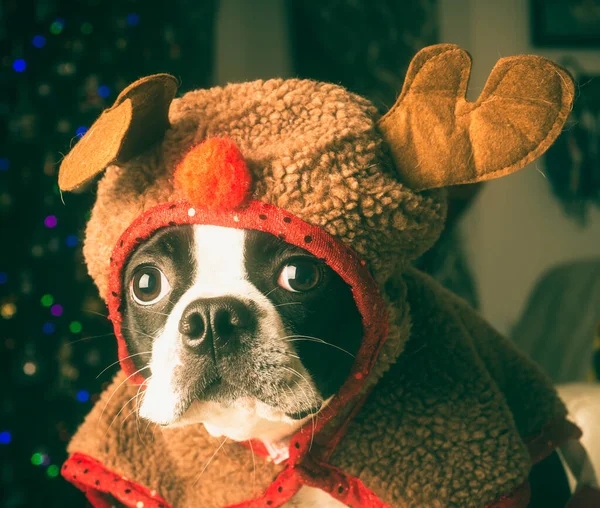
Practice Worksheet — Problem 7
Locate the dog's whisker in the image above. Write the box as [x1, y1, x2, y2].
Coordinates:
[99, 366, 150, 424]
[96, 352, 152, 379]
[66, 332, 116, 346]
[263, 286, 279, 298]
[248, 438, 256, 494]
[282, 335, 355, 358]
[140, 308, 171, 317]
[192, 437, 229, 486]
[120, 325, 161, 341]
[81, 309, 110, 320]
[273, 302, 303, 308]
[106, 391, 144, 435]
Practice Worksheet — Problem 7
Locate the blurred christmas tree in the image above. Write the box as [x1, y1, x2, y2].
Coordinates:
[0, 1, 216, 506]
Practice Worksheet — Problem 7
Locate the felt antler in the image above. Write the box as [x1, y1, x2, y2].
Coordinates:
[58, 74, 178, 191]
[378, 44, 575, 191]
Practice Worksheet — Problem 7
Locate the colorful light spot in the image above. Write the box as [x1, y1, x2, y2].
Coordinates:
[50, 19, 64, 35]
[66, 235, 78, 247]
[31, 453, 44, 466]
[50, 304, 63, 317]
[32, 35, 46, 48]
[0, 272, 7, 284]
[1, 303, 16, 319]
[47, 465, 60, 478]
[80, 22, 93, 35]
[97, 85, 110, 98]
[13, 59, 26, 72]
[0, 431, 11, 445]
[23, 362, 37, 375]
[76, 390, 90, 403]
[69, 321, 82, 334]
[126, 13, 140, 26]
[0, 158, 9, 171]
[44, 215, 57, 228]
[42, 322, 55, 334]
[41, 294, 54, 307]
[75, 126, 88, 137]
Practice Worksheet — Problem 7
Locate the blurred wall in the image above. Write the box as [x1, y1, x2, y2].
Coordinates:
[441, 0, 600, 334]
[214, 0, 291, 83]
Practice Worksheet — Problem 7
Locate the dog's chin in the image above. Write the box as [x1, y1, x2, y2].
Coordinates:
[163, 397, 314, 443]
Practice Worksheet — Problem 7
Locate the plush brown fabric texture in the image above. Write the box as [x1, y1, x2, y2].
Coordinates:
[329, 268, 566, 507]
[378, 44, 574, 190]
[80, 77, 446, 300]
[67, 371, 286, 507]
[68, 269, 568, 507]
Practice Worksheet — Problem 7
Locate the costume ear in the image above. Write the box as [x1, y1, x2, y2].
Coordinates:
[58, 74, 178, 191]
[378, 44, 574, 190]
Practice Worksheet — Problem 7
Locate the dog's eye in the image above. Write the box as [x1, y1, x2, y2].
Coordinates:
[277, 260, 321, 293]
[131, 267, 170, 305]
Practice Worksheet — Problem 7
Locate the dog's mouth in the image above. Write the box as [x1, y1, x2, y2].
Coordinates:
[163, 368, 324, 428]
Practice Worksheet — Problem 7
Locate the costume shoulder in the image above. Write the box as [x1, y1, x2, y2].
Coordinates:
[330, 267, 578, 507]
[63, 372, 284, 508]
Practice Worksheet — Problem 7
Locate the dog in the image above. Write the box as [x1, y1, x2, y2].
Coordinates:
[121, 224, 363, 505]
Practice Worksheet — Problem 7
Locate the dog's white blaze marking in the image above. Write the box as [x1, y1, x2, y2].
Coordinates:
[140, 225, 315, 440]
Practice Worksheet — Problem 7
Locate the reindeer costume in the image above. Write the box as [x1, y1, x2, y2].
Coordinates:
[58, 45, 592, 507]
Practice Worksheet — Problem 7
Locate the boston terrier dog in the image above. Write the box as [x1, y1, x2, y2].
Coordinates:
[121, 224, 363, 471]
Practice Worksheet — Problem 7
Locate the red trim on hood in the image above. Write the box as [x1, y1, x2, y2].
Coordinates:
[107, 199, 389, 465]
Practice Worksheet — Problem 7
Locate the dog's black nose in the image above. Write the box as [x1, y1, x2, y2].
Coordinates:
[179, 297, 256, 351]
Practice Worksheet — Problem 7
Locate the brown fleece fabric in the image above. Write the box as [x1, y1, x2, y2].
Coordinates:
[329, 268, 566, 507]
[79, 76, 446, 301]
[59, 44, 577, 506]
[67, 372, 285, 507]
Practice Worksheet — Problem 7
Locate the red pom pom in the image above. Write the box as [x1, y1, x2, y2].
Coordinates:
[174, 137, 253, 211]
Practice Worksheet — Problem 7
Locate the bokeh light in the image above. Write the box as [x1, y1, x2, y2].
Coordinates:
[46, 465, 60, 478]
[31, 453, 44, 466]
[23, 362, 37, 376]
[1, 303, 17, 319]
[66, 235, 78, 247]
[0, 272, 7, 284]
[75, 126, 88, 138]
[44, 215, 57, 228]
[97, 85, 110, 98]
[76, 390, 90, 403]
[50, 304, 63, 317]
[41, 294, 54, 307]
[80, 22, 93, 35]
[13, 59, 26, 72]
[126, 13, 140, 26]
[0, 158, 9, 171]
[32, 35, 46, 48]
[69, 321, 82, 334]
[42, 322, 55, 334]
[50, 19, 64, 35]
[0, 431, 11, 445]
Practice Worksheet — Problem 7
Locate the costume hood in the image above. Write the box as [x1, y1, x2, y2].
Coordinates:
[58, 45, 583, 507]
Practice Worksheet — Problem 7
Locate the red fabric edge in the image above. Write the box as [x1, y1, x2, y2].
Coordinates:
[106, 199, 389, 467]
[62, 452, 170, 508]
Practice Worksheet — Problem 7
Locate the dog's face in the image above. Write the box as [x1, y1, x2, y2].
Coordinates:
[121, 225, 362, 441]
